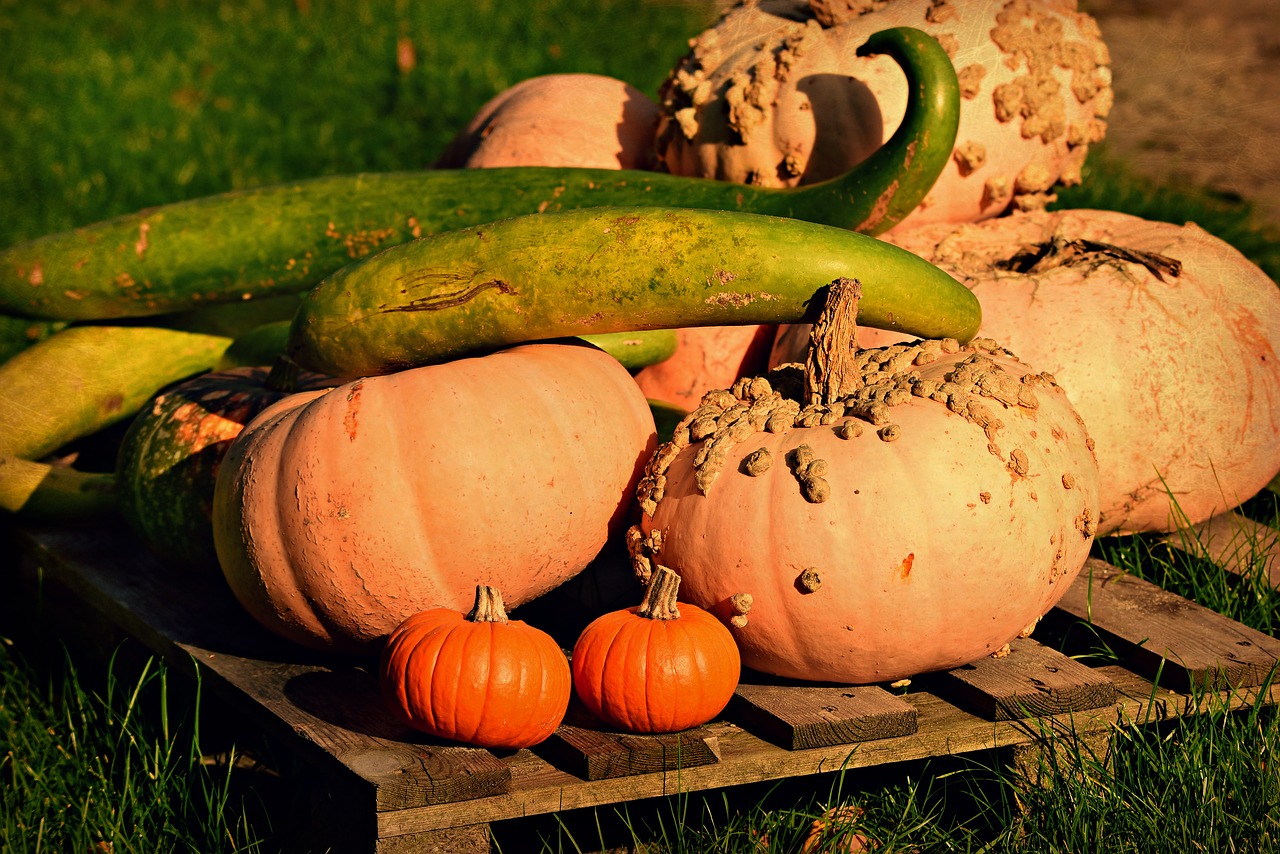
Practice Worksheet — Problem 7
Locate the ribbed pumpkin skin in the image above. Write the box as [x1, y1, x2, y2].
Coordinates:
[380, 604, 571, 749]
[212, 343, 657, 653]
[571, 600, 741, 733]
[634, 341, 1100, 684]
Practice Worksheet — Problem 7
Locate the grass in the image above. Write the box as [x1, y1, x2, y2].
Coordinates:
[0, 639, 275, 852]
[2, 0, 1279, 851]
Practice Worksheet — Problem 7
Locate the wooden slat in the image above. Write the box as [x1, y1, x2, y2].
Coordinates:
[928, 637, 1119, 721]
[1048, 557, 1280, 693]
[535, 703, 720, 781]
[11, 523, 1280, 845]
[375, 664, 1280, 839]
[9, 523, 511, 811]
[728, 682, 917, 749]
[1163, 512, 1280, 587]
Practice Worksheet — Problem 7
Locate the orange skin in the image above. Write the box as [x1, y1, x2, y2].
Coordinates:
[380, 594, 571, 750]
[213, 343, 657, 654]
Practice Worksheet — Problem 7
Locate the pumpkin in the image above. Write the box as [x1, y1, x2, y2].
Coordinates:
[802, 806, 873, 853]
[629, 279, 1100, 684]
[571, 565, 741, 733]
[654, 0, 1112, 231]
[116, 364, 335, 569]
[380, 585, 571, 750]
[632, 325, 778, 410]
[433, 73, 661, 170]
[772, 209, 1280, 535]
[212, 341, 657, 654]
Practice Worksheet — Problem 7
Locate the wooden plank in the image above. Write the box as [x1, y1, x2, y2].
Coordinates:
[535, 702, 720, 781]
[1047, 557, 1280, 693]
[375, 663, 1280, 838]
[8, 523, 511, 812]
[728, 682, 917, 749]
[11, 523, 1280, 845]
[1163, 512, 1280, 587]
[927, 637, 1119, 721]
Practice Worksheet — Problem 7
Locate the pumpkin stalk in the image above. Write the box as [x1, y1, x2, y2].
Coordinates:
[636, 566, 682, 621]
[264, 355, 300, 393]
[805, 277, 866, 406]
[465, 584, 510, 624]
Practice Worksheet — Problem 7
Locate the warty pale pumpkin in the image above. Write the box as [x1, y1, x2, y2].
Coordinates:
[212, 341, 657, 654]
[772, 209, 1280, 535]
[629, 279, 1101, 684]
[654, 0, 1112, 232]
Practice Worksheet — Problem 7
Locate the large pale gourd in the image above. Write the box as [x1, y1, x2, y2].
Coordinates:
[213, 342, 657, 654]
[434, 73, 661, 170]
[655, 0, 1112, 231]
[630, 280, 1100, 684]
[844, 209, 1280, 534]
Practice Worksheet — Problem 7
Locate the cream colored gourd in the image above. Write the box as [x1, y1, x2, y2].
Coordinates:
[434, 73, 661, 170]
[655, 0, 1112, 231]
[781, 209, 1280, 535]
[630, 280, 1100, 684]
[213, 343, 657, 653]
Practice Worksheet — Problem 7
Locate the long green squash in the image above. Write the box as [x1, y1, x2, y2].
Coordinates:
[215, 319, 678, 372]
[287, 206, 982, 378]
[0, 325, 231, 520]
[0, 28, 957, 322]
[0, 325, 231, 462]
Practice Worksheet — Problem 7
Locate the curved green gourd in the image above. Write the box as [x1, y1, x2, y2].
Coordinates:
[0, 28, 958, 321]
[287, 206, 982, 378]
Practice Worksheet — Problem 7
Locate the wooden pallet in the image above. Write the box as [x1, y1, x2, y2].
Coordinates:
[6, 519, 1280, 853]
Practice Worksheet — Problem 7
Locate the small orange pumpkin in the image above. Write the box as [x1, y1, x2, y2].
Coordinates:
[571, 565, 741, 733]
[380, 585, 571, 750]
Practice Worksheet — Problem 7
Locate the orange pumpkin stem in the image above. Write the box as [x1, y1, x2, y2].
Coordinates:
[465, 584, 510, 624]
[636, 565, 682, 621]
[805, 277, 865, 406]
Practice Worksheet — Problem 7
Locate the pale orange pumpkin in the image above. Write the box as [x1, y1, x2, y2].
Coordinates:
[632, 325, 777, 410]
[630, 279, 1100, 684]
[772, 209, 1280, 535]
[654, 0, 1112, 231]
[380, 585, 571, 749]
[434, 73, 661, 170]
[212, 342, 657, 653]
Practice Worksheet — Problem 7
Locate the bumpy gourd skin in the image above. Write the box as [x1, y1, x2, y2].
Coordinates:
[875, 209, 1280, 535]
[0, 27, 957, 322]
[631, 287, 1100, 684]
[656, 0, 1112, 231]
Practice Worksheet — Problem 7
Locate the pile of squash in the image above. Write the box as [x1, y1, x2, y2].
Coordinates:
[2, 2, 1279, 748]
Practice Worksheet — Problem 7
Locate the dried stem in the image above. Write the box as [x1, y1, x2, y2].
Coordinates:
[805, 277, 865, 406]
[637, 565, 682, 621]
[465, 584, 510, 623]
